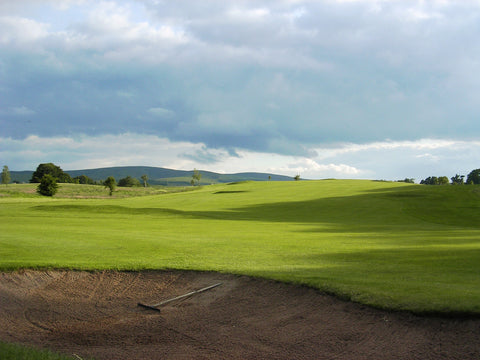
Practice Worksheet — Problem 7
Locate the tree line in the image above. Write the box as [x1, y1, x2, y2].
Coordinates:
[420, 169, 480, 185]
[29, 163, 98, 185]
[5, 162, 480, 197]
[2, 163, 204, 197]
[0, 163, 150, 196]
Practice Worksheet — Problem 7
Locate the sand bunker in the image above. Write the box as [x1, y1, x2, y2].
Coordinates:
[1, 270, 479, 359]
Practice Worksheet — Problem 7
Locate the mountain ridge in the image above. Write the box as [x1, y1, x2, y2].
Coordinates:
[9, 166, 294, 185]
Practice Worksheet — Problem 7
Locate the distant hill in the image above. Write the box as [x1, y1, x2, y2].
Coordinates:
[10, 166, 294, 185]
[8, 171, 33, 184]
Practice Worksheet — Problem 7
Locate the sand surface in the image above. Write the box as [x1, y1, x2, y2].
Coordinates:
[1, 270, 479, 359]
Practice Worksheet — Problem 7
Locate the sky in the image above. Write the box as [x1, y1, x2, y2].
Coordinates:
[2, 0, 480, 181]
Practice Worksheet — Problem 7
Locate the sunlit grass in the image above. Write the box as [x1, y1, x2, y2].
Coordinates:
[1, 180, 480, 314]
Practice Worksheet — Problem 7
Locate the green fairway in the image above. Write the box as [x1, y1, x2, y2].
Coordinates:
[1, 180, 480, 314]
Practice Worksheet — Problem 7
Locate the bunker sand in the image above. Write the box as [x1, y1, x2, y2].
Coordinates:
[0, 270, 479, 360]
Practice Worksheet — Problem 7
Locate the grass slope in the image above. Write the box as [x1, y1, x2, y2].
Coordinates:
[1, 180, 480, 315]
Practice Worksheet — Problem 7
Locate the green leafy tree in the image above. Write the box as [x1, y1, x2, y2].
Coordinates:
[73, 175, 95, 185]
[438, 176, 449, 185]
[466, 169, 480, 184]
[192, 168, 202, 186]
[421, 176, 449, 185]
[141, 174, 149, 188]
[118, 176, 141, 187]
[420, 176, 439, 185]
[1, 165, 11, 186]
[36, 174, 59, 196]
[294, 174, 301, 181]
[30, 163, 72, 183]
[451, 174, 465, 185]
[104, 176, 116, 196]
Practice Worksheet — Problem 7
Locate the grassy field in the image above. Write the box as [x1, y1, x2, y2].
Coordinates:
[1, 180, 480, 315]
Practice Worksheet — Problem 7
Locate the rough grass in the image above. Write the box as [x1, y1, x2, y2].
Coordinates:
[0, 342, 86, 360]
[1, 180, 480, 315]
[0, 183, 195, 198]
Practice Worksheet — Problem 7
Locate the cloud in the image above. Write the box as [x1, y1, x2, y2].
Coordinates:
[181, 146, 229, 164]
[270, 158, 362, 178]
[309, 138, 480, 181]
[11, 106, 35, 116]
[0, 134, 200, 171]
[147, 107, 175, 118]
[2, 134, 480, 182]
[1, 0, 480, 178]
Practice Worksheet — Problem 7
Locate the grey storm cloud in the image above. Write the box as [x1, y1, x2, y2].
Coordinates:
[1, 0, 480, 158]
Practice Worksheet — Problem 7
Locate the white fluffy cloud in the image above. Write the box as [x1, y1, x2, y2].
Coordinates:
[2, 134, 479, 182]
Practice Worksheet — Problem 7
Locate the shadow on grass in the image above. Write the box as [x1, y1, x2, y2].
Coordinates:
[29, 185, 480, 316]
[253, 245, 480, 316]
[33, 184, 480, 230]
[213, 190, 249, 194]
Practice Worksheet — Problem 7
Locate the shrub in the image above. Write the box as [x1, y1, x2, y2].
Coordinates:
[103, 176, 116, 196]
[118, 176, 140, 187]
[36, 174, 59, 196]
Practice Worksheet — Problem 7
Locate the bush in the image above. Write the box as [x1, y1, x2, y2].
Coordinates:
[118, 176, 140, 187]
[36, 174, 59, 196]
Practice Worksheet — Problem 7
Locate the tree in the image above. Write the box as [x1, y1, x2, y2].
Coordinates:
[104, 176, 116, 196]
[1, 165, 11, 186]
[398, 178, 415, 184]
[118, 176, 141, 187]
[73, 174, 95, 185]
[30, 163, 72, 183]
[141, 174, 149, 188]
[420, 176, 439, 185]
[451, 174, 465, 185]
[192, 168, 202, 186]
[438, 176, 449, 185]
[36, 174, 59, 196]
[421, 176, 449, 185]
[294, 174, 301, 181]
[466, 169, 480, 185]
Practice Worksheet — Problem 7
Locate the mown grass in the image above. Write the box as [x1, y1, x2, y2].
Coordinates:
[0, 342, 88, 360]
[1, 180, 480, 315]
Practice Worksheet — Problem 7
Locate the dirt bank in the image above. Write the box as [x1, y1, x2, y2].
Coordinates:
[0, 270, 479, 359]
